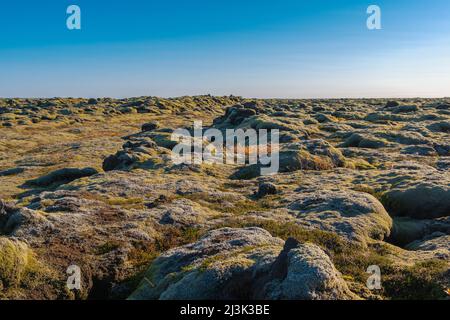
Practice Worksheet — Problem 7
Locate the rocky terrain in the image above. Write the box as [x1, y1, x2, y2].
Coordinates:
[0, 96, 449, 300]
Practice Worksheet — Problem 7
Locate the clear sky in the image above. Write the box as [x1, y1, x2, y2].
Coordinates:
[1, 0, 449, 98]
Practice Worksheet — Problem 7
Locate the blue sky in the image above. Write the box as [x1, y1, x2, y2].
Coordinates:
[1, 0, 449, 98]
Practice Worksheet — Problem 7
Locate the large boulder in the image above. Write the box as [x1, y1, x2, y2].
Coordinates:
[103, 151, 140, 171]
[288, 140, 347, 168]
[231, 140, 347, 179]
[0, 167, 24, 177]
[213, 104, 256, 125]
[129, 228, 357, 300]
[391, 105, 419, 113]
[384, 101, 400, 108]
[382, 179, 450, 219]
[24, 167, 98, 187]
[103, 131, 166, 171]
[256, 182, 278, 198]
[1, 200, 51, 238]
[406, 234, 450, 260]
[141, 121, 160, 132]
[389, 217, 450, 247]
[427, 121, 450, 133]
[157, 199, 217, 227]
[259, 241, 356, 300]
[340, 133, 389, 149]
[129, 227, 283, 300]
[0, 200, 18, 234]
[288, 190, 393, 245]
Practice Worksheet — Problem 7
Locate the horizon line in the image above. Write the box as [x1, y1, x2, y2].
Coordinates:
[1, 95, 450, 100]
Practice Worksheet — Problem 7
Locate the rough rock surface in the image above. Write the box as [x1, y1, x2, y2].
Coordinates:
[259, 242, 357, 300]
[130, 228, 355, 300]
[382, 175, 450, 219]
[130, 227, 284, 300]
[287, 190, 393, 245]
[406, 234, 450, 260]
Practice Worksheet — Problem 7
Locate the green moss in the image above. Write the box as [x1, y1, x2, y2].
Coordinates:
[352, 185, 385, 202]
[0, 238, 57, 296]
[121, 225, 207, 298]
[181, 264, 196, 273]
[382, 260, 448, 300]
[179, 192, 272, 215]
[96, 241, 121, 255]
[349, 159, 376, 170]
[148, 132, 178, 149]
[105, 197, 144, 209]
[199, 255, 224, 272]
[128, 247, 160, 269]
[197, 246, 257, 273]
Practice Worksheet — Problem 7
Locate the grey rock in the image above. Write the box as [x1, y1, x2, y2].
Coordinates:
[103, 151, 139, 171]
[383, 176, 450, 219]
[401, 145, 437, 156]
[141, 121, 160, 132]
[288, 190, 393, 244]
[129, 227, 284, 300]
[0, 167, 25, 176]
[406, 234, 450, 260]
[129, 228, 356, 300]
[260, 243, 356, 300]
[340, 133, 388, 149]
[24, 167, 98, 187]
[427, 121, 450, 133]
[385, 101, 400, 108]
[256, 182, 278, 198]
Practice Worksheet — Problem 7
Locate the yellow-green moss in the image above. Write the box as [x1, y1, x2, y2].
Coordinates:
[0, 238, 30, 287]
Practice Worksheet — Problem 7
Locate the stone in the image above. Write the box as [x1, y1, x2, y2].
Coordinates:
[256, 182, 278, 198]
[129, 228, 356, 300]
[260, 242, 356, 300]
[288, 190, 393, 244]
[24, 167, 98, 187]
[141, 121, 160, 132]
